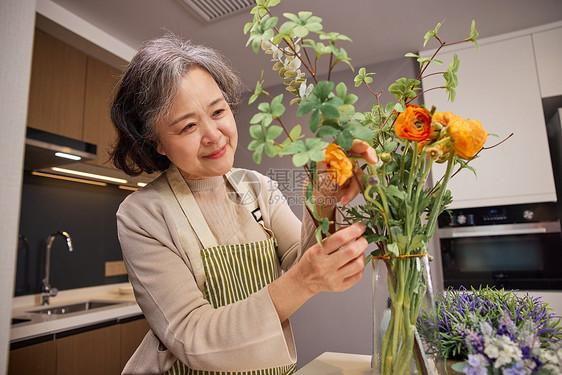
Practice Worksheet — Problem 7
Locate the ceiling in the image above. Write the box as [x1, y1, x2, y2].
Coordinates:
[49, 0, 562, 90]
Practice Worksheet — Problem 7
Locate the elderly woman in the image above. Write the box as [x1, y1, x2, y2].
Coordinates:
[111, 34, 377, 375]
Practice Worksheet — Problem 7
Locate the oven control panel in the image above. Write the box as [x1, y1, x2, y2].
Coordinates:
[438, 202, 559, 227]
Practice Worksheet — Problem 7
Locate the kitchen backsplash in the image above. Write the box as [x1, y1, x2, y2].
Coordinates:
[16, 171, 130, 296]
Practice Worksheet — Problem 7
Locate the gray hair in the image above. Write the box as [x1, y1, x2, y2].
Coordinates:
[110, 34, 243, 175]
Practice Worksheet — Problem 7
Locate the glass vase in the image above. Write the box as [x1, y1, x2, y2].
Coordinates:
[371, 252, 445, 375]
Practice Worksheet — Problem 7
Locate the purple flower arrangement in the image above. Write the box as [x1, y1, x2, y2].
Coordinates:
[418, 286, 562, 374]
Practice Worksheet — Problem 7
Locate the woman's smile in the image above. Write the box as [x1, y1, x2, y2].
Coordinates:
[203, 145, 227, 159]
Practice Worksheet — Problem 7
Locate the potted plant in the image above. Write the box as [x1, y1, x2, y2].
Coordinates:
[418, 286, 562, 374]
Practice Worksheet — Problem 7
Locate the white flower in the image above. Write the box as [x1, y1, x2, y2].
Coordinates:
[484, 339, 500, 359]
[479, 320, 493, 337]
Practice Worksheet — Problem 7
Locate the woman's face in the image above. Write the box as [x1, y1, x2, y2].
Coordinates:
[154, 67, 238, 180]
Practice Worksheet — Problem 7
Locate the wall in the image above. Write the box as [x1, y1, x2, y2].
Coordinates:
[16, 172, 130, 296]
[0, 0, 36, 372]
[234, 56, 420, 367]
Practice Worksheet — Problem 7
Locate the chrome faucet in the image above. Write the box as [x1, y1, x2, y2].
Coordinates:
[41, 231, 74, 305]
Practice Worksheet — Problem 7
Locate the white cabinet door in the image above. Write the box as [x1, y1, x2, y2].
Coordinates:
[533, 26, 562, 98]
[421, 35, 556, 209]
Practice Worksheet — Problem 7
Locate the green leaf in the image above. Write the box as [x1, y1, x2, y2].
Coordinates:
[349, 123, 372, 141]
[319, 31, 352, 43]
[365, 233, 386, 244]
[252, 144, 264, 164]
[465, 20, 480, 50]
[248, 72, 269, 105]
[266, 125, 283, 140]
[335, 82, 347, 98]
[297, 95, 319, 116]
[246, 15, 278, 54]
[264, 142, 277, 157]
[289, 124, 303, 140]
[388, 77, 420, 101]
[423, 20, 443, 47]
[387, 242, 399, 257]
[313, 81, 334, 101]
[270, 94, 286, 117]
[281, 11, 323, 39]
[278, 139, 306, 155]
[316, 124, 340, 138]
[319, 104, 339, 119]
[315, 226, 323, 245]
[344, 93, 358, 105]
[354, 67, 375, 87]
[383, 138, 398, 153]
[394, 102, 406, 113]
[293, 152, 309, 167]
[451, 362, 467, 372]
[444, 53, 460, 102]
[249, 124, 263, 139]
[309, 149, 325, 162]
[243, 21, 254, 35]
[309, 109, 321, 132]
[248, 139, 260, 150]
[320, 217, 330, 233]
[336, 129, 354, 150]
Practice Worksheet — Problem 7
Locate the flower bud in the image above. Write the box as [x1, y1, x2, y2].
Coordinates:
[380, 152, 392, 163]
[426, 147, 443, 160]
[368, 175, 379, 187]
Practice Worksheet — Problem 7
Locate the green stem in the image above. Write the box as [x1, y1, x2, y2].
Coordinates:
[406, 142, 419, 199]
[407, 157, 434, 249]
[425, 153, 456, 238]
[399, 141, 410, 186]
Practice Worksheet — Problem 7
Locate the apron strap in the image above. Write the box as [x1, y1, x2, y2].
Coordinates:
[226, 169, 276, 240]
[166, 165, 218, 249]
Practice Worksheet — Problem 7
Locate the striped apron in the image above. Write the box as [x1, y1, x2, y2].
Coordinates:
[163, 170, 296, 375]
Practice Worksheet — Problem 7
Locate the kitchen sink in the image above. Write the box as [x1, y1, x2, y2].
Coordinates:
[27, 300, 125, 315]
[11, 318, 31, 325]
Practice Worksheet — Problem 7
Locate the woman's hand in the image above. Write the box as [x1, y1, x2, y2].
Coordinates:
[294, 222, 367, 294]
[268, 222, 367, 322]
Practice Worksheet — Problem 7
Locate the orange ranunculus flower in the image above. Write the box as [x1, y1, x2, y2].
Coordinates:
[324, 143, 354, 186]
[448, 117, 488, 158]
[432, 111, 459, 127]
[394, 105, 433, 141]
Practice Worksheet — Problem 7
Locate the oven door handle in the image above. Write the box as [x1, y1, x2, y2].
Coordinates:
[439, 222, 561, 239]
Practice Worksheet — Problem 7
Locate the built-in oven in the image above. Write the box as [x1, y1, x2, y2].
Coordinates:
[437, 202, 562, 290]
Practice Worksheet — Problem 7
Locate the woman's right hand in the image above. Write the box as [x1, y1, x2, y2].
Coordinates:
[293, 222, 367, 294]
[268, 222, 367, 322]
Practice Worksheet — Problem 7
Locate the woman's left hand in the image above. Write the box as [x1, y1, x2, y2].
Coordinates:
[314, 140, 378, 215]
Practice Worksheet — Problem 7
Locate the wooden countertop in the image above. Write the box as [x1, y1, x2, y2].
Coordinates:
[295, 352, 372, 375]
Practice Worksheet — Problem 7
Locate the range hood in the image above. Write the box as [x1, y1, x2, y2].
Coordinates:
[24, 127, 97, 171]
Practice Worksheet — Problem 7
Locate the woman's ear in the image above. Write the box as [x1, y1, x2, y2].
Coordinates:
[156, 142, 166, 156]
[153, 134, 166, 156]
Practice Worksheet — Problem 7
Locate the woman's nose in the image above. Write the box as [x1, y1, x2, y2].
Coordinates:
[201, 117, 222, 144]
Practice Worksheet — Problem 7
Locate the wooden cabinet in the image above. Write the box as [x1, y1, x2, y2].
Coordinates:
[27, 29, 87, 140]
[8, 317, 150, 375]
[83, 57, 122, 168]
[8, 340, 56, 375]
[533, 26, 562, 98]
[421, 34, 556, 208]
[27, 29, 123, 170]
[57, 325, 121, 375]
[120, 317, 151, 369]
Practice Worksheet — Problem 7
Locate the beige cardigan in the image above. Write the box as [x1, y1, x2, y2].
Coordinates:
[117, 166, 317, 372]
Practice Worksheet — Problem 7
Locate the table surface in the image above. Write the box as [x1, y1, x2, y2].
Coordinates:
[294, 352, 372, 375]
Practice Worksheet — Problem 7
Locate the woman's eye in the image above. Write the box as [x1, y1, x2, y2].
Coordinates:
[181, 123, 195, 133]
[213, 109, 225, 117]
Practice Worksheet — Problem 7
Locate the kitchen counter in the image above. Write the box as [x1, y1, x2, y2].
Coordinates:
[11, 282, 142, 345]
[295, 352, 372, 375]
